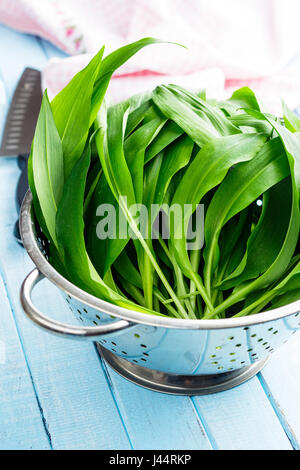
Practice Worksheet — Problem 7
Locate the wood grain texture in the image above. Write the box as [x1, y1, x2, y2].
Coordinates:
[101, 358, 213, 450]
[0, 275, 50, 449]
[193, 377, 292, 450]
[259, 335, 300, 449]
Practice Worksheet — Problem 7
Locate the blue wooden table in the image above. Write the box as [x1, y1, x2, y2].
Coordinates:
[0, 24, 300, 450]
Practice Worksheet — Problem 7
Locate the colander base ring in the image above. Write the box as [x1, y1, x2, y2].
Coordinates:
[98, 345, 269, 395]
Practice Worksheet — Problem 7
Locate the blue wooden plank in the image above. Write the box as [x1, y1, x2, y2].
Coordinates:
[0, 274, 50, 449]
[259, 334, 300, 449]
[0, 27, 131, 450]
[0, 25, 51, 450]
[101, 360, 212, 450]
[192, 376, 292, 450]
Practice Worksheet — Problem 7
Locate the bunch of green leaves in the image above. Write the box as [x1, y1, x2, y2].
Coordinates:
[29, 39, 300, 320]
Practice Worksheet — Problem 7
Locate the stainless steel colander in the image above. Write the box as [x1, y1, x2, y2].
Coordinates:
[20, 191, 300, 395]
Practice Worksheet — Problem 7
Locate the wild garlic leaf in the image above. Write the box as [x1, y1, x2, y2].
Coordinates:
[167, 84, 241, 136]
[96, 100, 136, 207]
[55, 138, 161, 315]
[124, 91, 153, 137]
[114, 251, 143, 290]
[216, 209, 253, 280]
[204, 131, 299, 318]
[245, 109, 300, 197]
[95, 97, 189, 317]
[270, 290, 300, 309]
[273, 260, 300, 294]
[228, 113, 273, 134]
[170, 133, 266, 280]
[282, 101, 300, 133]
[266, 257, 300, 309]
[228, 86, 261, 111]
[124, 107, 166, 203]
[51, 47, 104, 178]
[56, 142, 108, 295]
[30, 90, 64, 247]
[152, 85, 218, 146]
[86, 173, 128, 277]
[90, 38, 172, 125]
[152, 134, 194, 207]
[203, 137, 290, 294]
[89, 104, 165, 280]
[219, 178, 294, 289]
[145, 120, 184, 164]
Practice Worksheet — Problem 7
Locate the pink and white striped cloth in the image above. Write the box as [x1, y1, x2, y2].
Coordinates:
[1, 0, 300, 112]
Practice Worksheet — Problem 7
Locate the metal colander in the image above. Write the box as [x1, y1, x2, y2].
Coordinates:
[20, 192, 300, 395]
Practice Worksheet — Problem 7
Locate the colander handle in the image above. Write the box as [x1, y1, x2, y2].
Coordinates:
[20, 268, 132, 340]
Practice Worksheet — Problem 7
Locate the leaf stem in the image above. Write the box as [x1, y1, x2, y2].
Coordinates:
[121, 200, 189, 319]
[190, 249, 201, 310]
[142, 243, 154, 310]
[202, 282, 251, 319]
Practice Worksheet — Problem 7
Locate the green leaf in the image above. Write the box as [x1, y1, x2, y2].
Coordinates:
[114, 251, 143, 289]
[86, 173, 128, 277]
[152, 85, 218, 147]
[171, 133, 267, 282]
[216, 208, 253, 280]
[51, 39, 167, 179]
[228, 87, 261, 111]
[124, 91, 152, 137]
[270, 290, 300, 309]
[282, 101, 300, 133]
[219, 178, 293, 289]
[51, 47, 104, 178]
[167, 84, 241, 136]
[56, 142, 112, 296]
[88, 102, 136, 278]
[88, 105, 165, 280]
[203, 137, 290, 297]
[96, 38, 171, 82]
[228, 113, 273, 134]
[55, 139, 162, 315]
[29, 91, 64, 247]
[145, 120, 184, 164]
[273, 260, 300, 294]
[90, 38, 176, 124]
[245, 110, 300, 197]
[152, 134, 194, 207]
[204, 120, 300, 318]
[237, 257, 300, 315]
[96, 100, 136, 207]
[124, 106, 166, 202]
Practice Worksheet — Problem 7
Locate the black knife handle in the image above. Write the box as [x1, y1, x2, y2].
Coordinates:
[16, 154, 29, 210]
[17, 153, 28, 170]
[15, 153, 29, 245]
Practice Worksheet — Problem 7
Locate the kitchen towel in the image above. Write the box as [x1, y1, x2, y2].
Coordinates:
[1, 0, 300, 111]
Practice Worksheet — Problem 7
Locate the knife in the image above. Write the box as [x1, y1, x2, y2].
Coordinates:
[0, 68, 43, 243]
